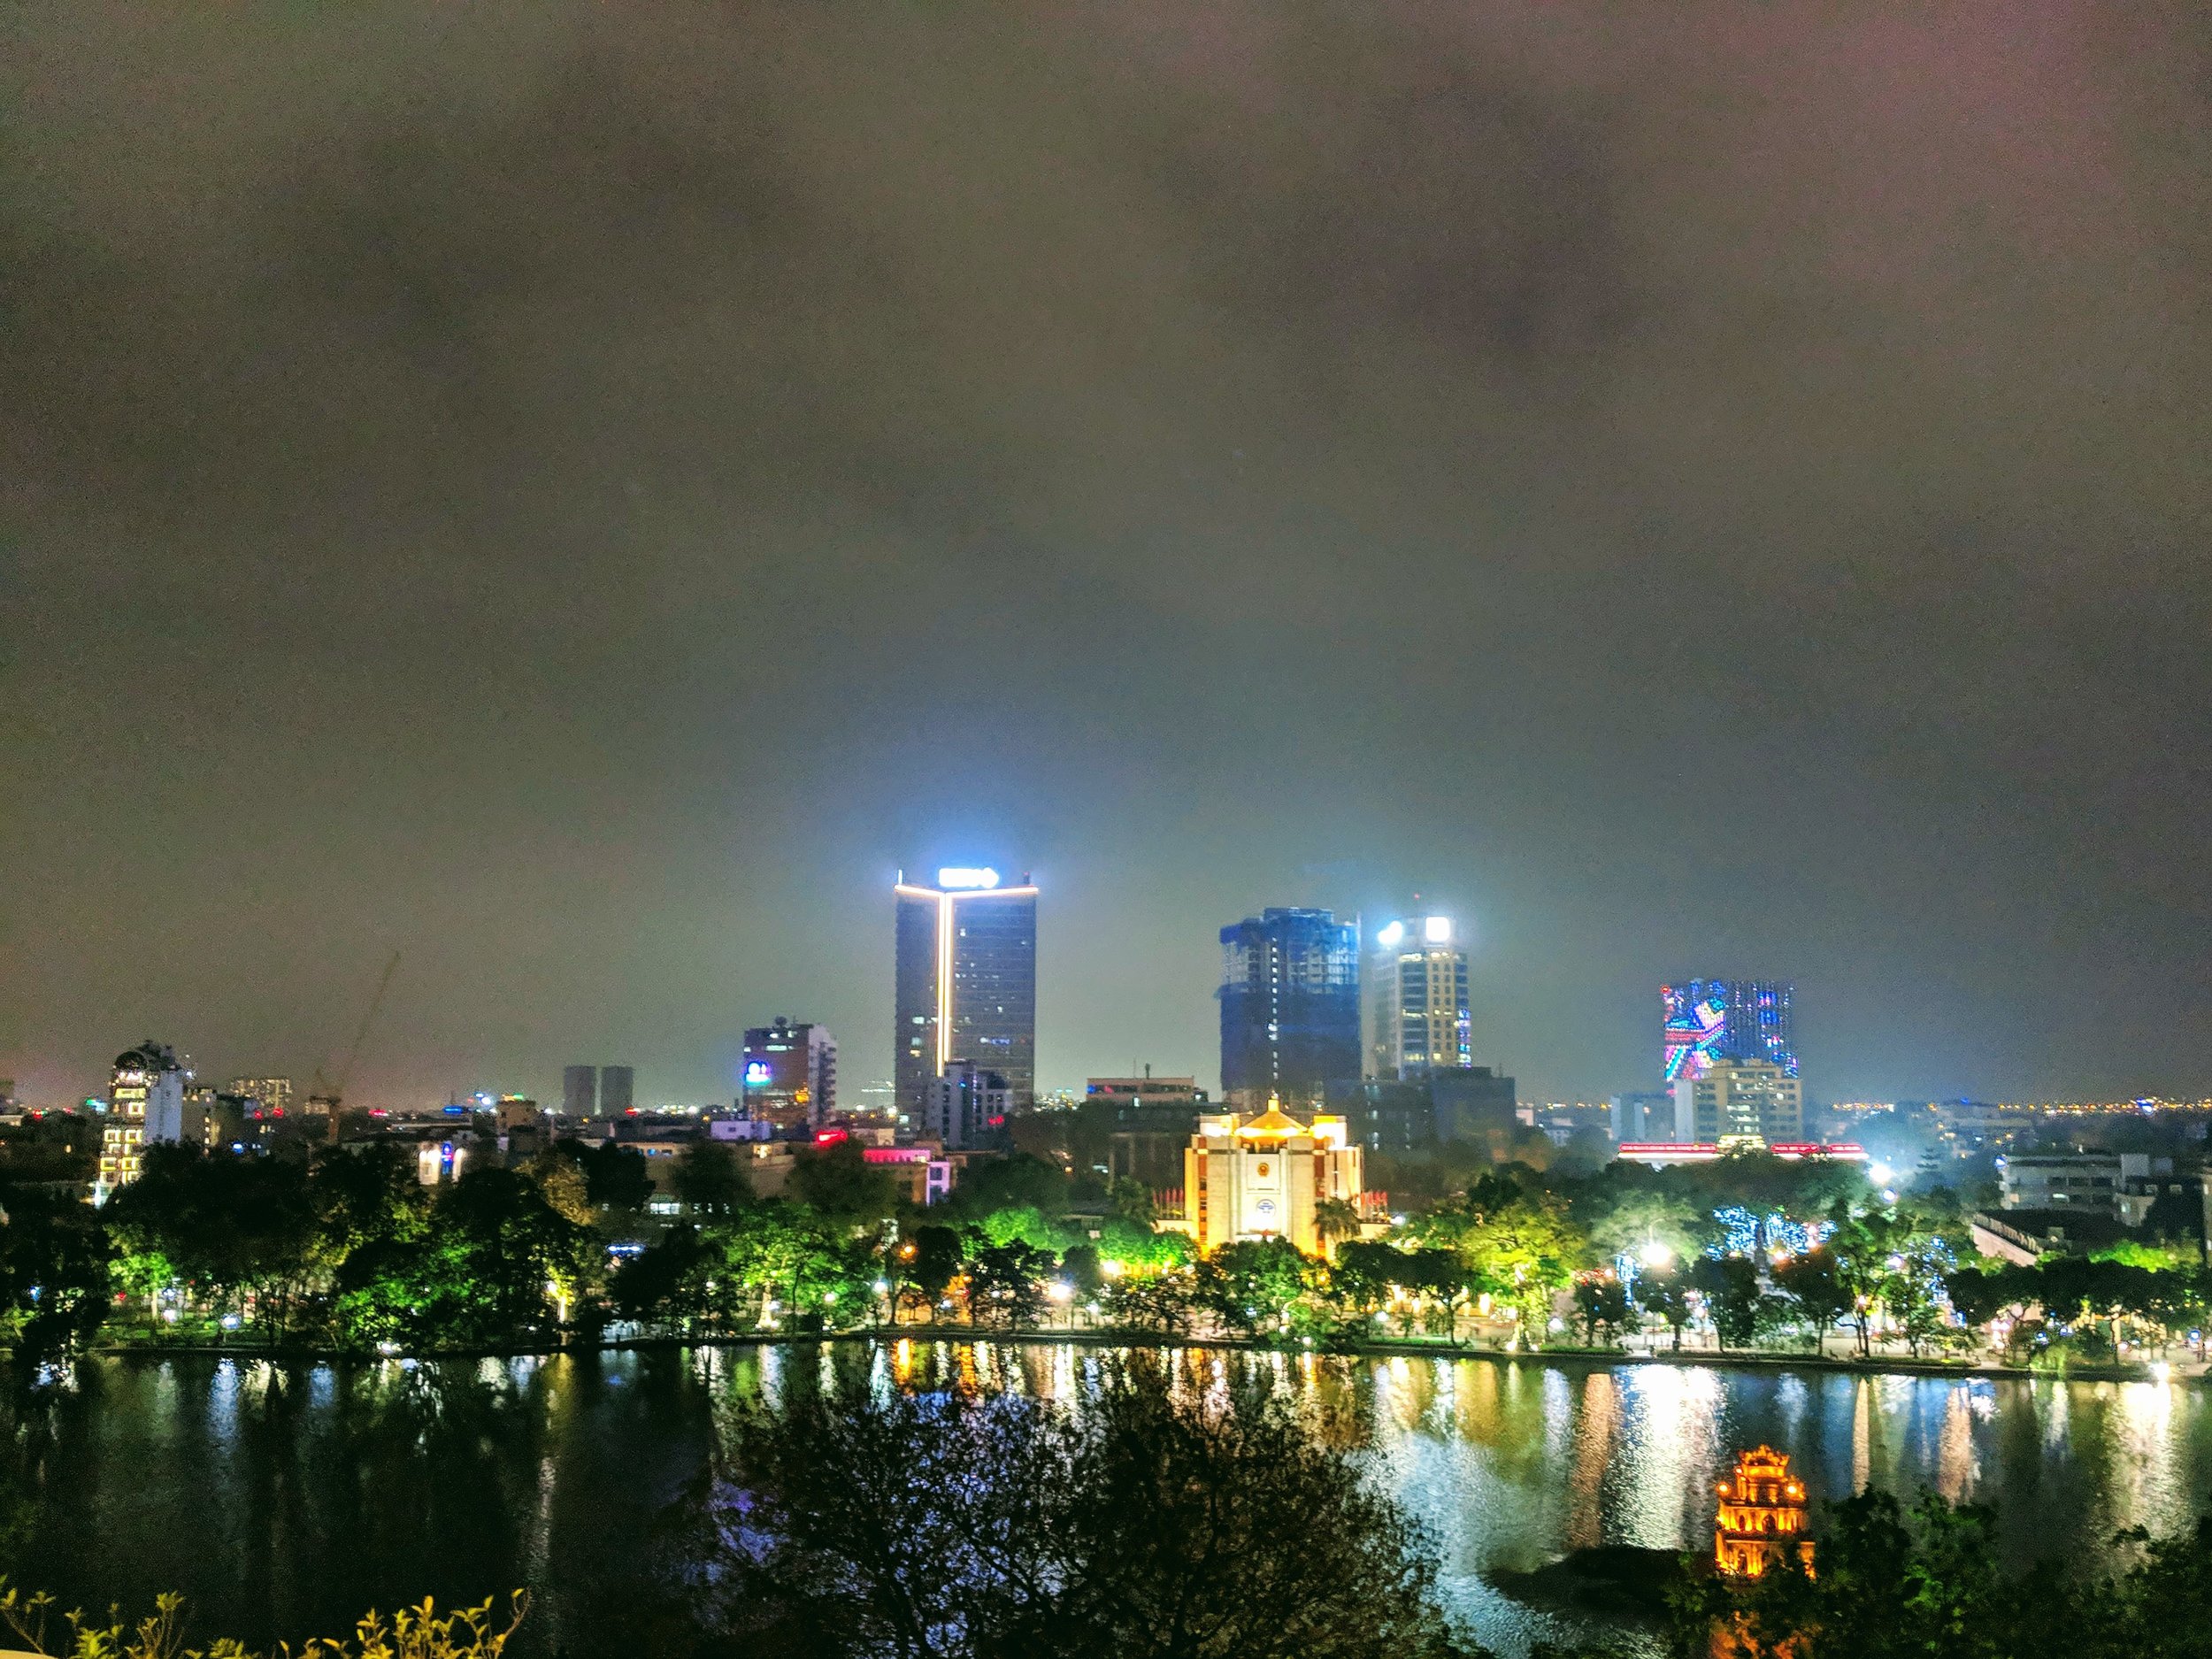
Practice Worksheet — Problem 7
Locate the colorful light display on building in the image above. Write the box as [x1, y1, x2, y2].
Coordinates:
[1662, 994, 1727, 1081]
[1661, 979, 1798, 1081]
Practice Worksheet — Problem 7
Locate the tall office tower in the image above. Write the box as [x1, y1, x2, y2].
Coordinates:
[894, 867, 1039, 1117]
[1363, 913, 1471, 1080]
[1662, 979, 1797, 1082]
[1672, 1059, 1805, 1144]
[562, 1065, 598, 1118]
[741, 1018, 838, 1129]
[599, 1065, 635, 1117]
[1217, 908, 1360, 1112]
[99, 1041, 184, 1188]
[921, 1059, 1013, 1152]
[226, 1076, 294, 1117]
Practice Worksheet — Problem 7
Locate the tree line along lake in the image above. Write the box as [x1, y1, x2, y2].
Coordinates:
[16, 1341, 2212, 1657]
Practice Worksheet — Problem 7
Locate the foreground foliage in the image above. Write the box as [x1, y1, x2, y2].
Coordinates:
[0, 1588, 524, 1659]
[669, 1361, 1476, 1659]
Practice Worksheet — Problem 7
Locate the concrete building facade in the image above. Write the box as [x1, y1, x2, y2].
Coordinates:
[1671, 1059, 1804, 1144]
[920, 1059, 1013, 1152]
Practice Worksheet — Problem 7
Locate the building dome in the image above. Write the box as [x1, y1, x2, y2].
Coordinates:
[1235, 1104, 1307, 1141]
[113, 1042, 176, 1073]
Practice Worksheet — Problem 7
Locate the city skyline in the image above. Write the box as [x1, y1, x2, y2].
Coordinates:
[7, 8, 2208, 1118]
[17, 867, 2204, 1116]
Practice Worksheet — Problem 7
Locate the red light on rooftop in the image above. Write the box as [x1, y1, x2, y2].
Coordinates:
[814, 1128, 849, 1145]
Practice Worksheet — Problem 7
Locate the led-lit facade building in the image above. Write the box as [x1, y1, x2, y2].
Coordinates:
[99, 1041, 185, 1189]
[1671, 1059, 1805, 1144]
[1662, 979, 1796, 1082]
[1363, 914, 1471, 1080]
[895, 868, 1038, 1117]
[741, 1018, 837, 1130]
[1179, 1103, 1364, 1255]
[1218, 908, 1360, 1112]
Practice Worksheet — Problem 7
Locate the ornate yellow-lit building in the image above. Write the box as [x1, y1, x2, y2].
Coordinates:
[1179, 1101, 1363, 1255]
[1714, 1446, 1813, 1577]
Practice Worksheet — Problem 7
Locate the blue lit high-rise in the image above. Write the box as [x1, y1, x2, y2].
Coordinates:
[1218, 908, 1360, 1112]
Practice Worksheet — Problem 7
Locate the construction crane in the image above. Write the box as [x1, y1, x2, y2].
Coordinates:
[309, 949, 401, 1124]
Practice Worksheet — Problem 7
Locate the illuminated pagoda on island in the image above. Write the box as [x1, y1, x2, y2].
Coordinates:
[1714, 1447, 1813, 1577]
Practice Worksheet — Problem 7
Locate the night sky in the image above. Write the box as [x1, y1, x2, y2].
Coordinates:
[7, 4, 2208, 1110]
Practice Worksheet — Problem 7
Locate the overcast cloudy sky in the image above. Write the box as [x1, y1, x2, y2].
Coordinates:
[7, 3, 2207, 1109]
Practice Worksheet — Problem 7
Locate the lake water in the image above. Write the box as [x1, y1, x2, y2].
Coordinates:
[16, 1343, 2212, 1655]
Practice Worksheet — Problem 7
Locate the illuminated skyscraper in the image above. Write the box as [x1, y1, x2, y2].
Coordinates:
[1363, 913, 1471, 1080]
[1218, 908, 1360, 1112]
[1662, 979, 1797, 1082]
[894, 867, 1038, 1117]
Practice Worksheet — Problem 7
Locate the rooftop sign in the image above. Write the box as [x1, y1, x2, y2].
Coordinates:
[936, 867, 1000, 890]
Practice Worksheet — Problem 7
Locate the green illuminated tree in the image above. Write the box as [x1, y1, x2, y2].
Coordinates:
[1459, 1193, 1587, 1342]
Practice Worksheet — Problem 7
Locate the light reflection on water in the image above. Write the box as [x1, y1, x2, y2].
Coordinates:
[12, 1347, 2212, 1659]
